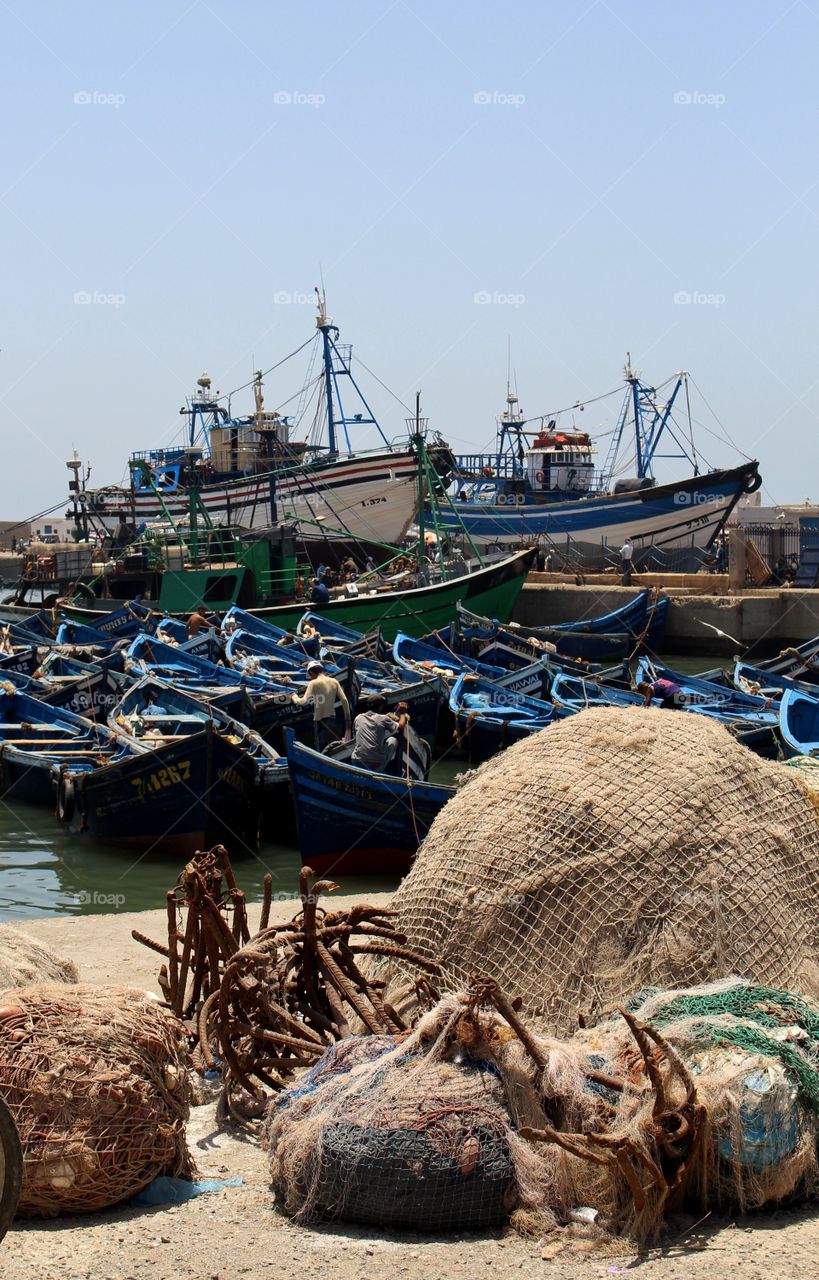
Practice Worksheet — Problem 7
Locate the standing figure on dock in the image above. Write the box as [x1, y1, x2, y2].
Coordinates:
[621, 535, 634, 585]
[291, 660, 352, 749]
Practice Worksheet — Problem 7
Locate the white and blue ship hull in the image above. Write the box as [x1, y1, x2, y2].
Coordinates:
[439, 462, 759, 552]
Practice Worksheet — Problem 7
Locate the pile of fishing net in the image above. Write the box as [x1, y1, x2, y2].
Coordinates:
[0, 984, 192, 1216]
[385, 707, 819, 1031]
[0, 926, 78, 991]
[266, 977, 819, 1240]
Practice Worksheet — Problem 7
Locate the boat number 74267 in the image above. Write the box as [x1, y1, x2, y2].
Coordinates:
[131, 760, 191, 800]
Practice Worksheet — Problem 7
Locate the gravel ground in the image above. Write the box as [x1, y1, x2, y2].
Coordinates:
[1, 905, 817, 1280]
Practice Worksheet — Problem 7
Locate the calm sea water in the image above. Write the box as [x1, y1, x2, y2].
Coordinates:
[0, 655, 723, 921]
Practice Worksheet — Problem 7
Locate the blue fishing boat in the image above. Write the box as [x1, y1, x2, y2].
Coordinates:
[127, 633, 358, 748]
[458, 589, 667, 649]
[751, 636, 819, 685]
[552, 671, 779, 755]
[778, 687, 819, 758]
[222, 606, 319, 656]
[392, 631, 548, 698]
[313, 648, 443, 746]
[454, 603, 630, 662]
[448, 673, 560, 761]
[731, 661, 818, 701]
[33, 651, 132, 718]
[56, 677, 288, 855]
[284, 728, 453, 875]
[0, 691, 133, 806]
[440, 362, 760, 556]
[550, 672, 644, 713]
[296, 611, 386, 660]
[635, 658, 777, 717]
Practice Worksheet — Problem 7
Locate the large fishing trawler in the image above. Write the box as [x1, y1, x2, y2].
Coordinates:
[441, 357, 761, 557]
[81, 291, 453, 554]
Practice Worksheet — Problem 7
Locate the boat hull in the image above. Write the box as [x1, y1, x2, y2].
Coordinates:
[47, 549, 537, 644]
[65, 726, 267, 856]
[439, 463, 759, 551]
[285, 733, 452, 875]
[87, 449, 421, 546]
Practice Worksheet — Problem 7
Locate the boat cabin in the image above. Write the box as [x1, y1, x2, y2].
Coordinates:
[524, 429, 596, 496]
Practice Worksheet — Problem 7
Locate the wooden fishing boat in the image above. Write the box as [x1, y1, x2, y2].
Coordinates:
[56, 677, 288, 856]
[547, 588, 668, 644]
[448, 673, 560, 762]
[635, 659, 777, 717]
[285, 728, 453, 875]
[392, 631, 548, 698]
[222, 606, 319, 656]
[34, 652, 132, 718]
[296, 611, 386, 660]
[454, 602, 631, 662]
[552, 671, 780, 756]
[750, 636, 819, 684]
[778, 687, 819, 758]
[127, 633, 358, 748]
[0, 691, 134, 806]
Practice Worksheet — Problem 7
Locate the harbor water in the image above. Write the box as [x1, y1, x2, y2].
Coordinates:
[0, 655, 726, 920]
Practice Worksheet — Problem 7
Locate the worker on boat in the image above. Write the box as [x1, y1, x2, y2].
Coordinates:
[310, 577, 331, 605]
[351, 696, 409, 772]
[636, 678, 686, 710]
[291, 660, 351, 749]
[186, 604, 211, 636]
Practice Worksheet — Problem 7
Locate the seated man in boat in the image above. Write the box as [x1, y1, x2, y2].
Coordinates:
[290, 660, 352, 749]
[636, 678, 686, 710]
[351, 696, 409, 772]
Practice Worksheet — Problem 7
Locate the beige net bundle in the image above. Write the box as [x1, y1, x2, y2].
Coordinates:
[0, 984, 193, 1216]
[0, 926, 78, 990]
[265, 979, 819, 1241]
[265, 998, 569, 1234]
[387, 707, 819, 1031]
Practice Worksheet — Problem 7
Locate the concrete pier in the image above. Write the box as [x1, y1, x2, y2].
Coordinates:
[514, 576, 819, 655]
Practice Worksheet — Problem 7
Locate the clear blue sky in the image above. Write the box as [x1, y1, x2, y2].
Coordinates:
[2, 0, 817, 516]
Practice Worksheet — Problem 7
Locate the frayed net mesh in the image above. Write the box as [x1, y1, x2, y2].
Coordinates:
[0, 927, 78, 990]
[0, 984, 193, 1216]
[266, 980, 819, 1241]
[389, 708, 819, 1031]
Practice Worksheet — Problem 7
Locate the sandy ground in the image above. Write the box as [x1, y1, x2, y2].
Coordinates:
[1, 901, 817, 1280]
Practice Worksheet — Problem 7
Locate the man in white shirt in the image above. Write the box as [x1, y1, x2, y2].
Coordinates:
[621, 536, 634, 585]
[291, 661, 351, 749]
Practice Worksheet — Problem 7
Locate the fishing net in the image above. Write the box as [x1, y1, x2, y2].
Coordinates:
[265, 1001, 555, 1233]
[574, 977, 819, 1223]
[266, 978, 819, 1241]
[0, 984, 193, 1216]
[385, 707, 819, 1032]
[0, 926, 78, 990]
